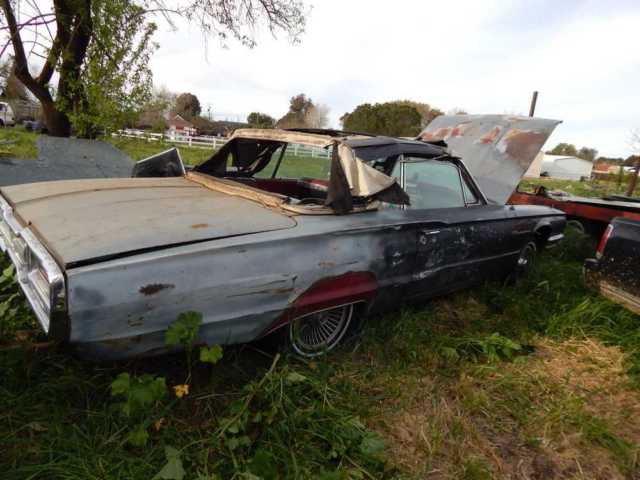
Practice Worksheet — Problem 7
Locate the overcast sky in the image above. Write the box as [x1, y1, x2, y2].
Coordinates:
[151, 1, 634, 157]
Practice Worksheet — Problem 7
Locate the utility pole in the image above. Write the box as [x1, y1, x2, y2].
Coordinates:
[626, 156, 640, 197]
[626, 130, 640, 197]
[528, 91, 538, 117]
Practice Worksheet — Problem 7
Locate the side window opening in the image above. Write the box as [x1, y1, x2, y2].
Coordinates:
[402, 158, 466, 209]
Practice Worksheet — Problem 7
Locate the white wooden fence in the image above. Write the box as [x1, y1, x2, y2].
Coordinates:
[113, 129, 228, 149]
[112, 129, 331, 158]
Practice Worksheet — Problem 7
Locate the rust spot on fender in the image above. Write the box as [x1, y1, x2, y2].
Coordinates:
[191, 223, 209, 229]
[139, 283, 175, 296]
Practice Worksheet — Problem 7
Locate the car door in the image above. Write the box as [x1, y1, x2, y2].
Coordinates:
[392, 156, 511, 299]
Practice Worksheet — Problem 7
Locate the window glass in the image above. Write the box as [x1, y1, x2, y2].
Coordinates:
[462, 177, 478, 204]
[403, 159, 465, 209]
[256, 143, 332, 179]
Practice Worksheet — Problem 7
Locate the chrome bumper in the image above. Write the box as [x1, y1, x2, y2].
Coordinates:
[0, 194, 66, 335]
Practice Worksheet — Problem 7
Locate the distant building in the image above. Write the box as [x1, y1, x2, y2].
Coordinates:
[540, 154, 593, 180]
[168, 114, 197, 136]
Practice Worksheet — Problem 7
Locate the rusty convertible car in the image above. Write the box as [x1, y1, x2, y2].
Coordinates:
[0, 115, 565, 359]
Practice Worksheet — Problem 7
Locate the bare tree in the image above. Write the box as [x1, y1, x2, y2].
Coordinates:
[627, 129, 640, 196]
[0, 0, 308, 136]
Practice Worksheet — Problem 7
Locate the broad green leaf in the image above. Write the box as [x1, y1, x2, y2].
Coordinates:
[165, 311, 202, 346]
[359, 432, 385, 457]
[127, 423, 149, 447]
[154, 446, 185, 480]
[199, 345, 223, 364]
[110, 373, 130, 396]
[285, 372, 307, 384]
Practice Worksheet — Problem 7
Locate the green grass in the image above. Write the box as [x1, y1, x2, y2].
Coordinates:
[0, 128, 332, 178]
[520, 176, 635, 198]
[107, 136, 215, 166]
[0, 125, 39, 159]
[3, 231, 640, 478]
[2, 130, 640, 477]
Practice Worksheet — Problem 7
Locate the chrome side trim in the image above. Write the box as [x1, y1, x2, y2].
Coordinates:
[548, 233, 564, 243]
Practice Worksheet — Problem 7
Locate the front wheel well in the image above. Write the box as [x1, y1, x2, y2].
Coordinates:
[534, 225, 552, 249]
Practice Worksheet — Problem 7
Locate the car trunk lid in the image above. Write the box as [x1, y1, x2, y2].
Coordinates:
[1, 176, 296, 266]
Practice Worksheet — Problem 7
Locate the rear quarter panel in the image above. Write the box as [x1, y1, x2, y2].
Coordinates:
[65, 211, 416, 358]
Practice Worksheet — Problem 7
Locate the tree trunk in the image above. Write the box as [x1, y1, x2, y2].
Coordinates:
[626, 158, 640, 197]
[1, 0, 91, 138]
[40, 100, 72, 137]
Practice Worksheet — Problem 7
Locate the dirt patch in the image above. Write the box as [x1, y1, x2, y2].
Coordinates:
[363, 338, 640, 479]
[531, 338, 640, 442]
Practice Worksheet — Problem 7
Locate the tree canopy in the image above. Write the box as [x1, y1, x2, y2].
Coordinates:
[174, 93, 202, 120]
[0, 0, 308, 137]
[341, 102, 423, 137]
[276, 93, 328, 129]
[548, 143, 598, 162]
[247, 112, 276, 128]
[392, 100, 443, 128]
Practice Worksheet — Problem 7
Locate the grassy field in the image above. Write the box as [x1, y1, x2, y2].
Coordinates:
[2, 229, 640, 479]
[1, 127, 332, 178]
[1, 127, 640, 478]
[519, 177, 634, 198]
[0, 126, 39, 159]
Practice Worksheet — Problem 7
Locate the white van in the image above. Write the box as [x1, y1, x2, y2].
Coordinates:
[0, 102, 16, 126]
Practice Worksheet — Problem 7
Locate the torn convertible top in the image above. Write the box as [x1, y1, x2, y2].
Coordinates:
[195, 128, 435, 208]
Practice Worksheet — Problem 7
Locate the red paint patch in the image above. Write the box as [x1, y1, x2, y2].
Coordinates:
[260, 271, 377, 336]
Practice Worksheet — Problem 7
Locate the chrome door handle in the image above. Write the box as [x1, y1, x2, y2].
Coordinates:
[421, 230, 440, 235]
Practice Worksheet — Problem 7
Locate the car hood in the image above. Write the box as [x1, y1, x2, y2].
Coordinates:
[420, 114, 562, 204]
[0, 177, 296, 266]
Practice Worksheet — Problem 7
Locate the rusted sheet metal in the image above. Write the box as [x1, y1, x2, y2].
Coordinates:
[510, 191, 640, 225]
[420, 115, 561, 204]
[0, 177, 296, 265]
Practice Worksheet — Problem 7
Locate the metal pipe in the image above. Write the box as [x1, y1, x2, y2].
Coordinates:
[529, 91, 539, 117]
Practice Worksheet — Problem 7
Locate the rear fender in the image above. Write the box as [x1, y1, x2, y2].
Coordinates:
[261, 271, 377, 336]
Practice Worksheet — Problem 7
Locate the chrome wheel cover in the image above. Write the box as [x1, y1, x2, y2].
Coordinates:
[517, 242, 536, 270]
[289, 304, 354, 357]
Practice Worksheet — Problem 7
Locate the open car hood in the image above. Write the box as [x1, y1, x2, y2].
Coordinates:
[420, 114, 561, 204]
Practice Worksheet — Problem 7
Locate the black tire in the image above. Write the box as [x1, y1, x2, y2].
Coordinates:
[0, 119, 4, 127]
[289, 304, 355, 357]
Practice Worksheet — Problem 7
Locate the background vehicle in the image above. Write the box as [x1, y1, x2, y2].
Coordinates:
[0, 117, 565, 359]
[584, 217, 640, 314]
[0, 101, 16, 126]
[510, 185, 640, 239]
